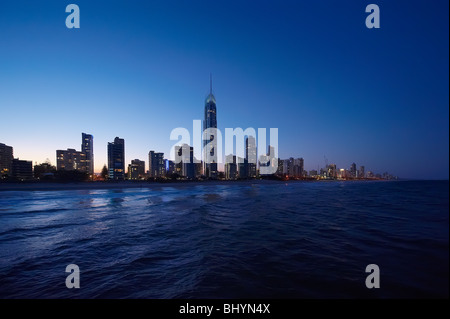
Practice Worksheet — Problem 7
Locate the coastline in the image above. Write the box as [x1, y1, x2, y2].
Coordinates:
[0, 178, 394, 192]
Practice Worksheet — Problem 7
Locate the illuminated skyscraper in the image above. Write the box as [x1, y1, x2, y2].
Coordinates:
[175, 144, 195, 179]
[294, 158, 304, 178]
[82, 133, 94, 176]
[148, 151, 165, 178]
[246, 136, 257, 178]
[350, 162, 357, 178]
[359, 166, 365, 178]
[203, 74, 218, 178]
[107, 137, 125, 180]
[225, 154, 237, 180]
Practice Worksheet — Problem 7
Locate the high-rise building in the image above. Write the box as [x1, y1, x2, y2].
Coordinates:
[327, 164, 337, 179]
[127, 159, 145, 180]
[278, 157, 303, 178]
[350, 162, 357, 178]
[56, 133, 92, 174]
[82, 133, 94, 176]
[287, 157, 295, 177]
[203, 74, 218, 178]
[294, 158, 304, 178]
[195, 159, 203, 178]
[245, 136, 257, 178]
[225, 154, 237, 180]
[108, 137, 125, 180]
[259, 145, 277, 176]
[0, 143, 13, 177]
[309, 170, 318, 177]
[359, 166, 365, 179]
[164, 159, 175, 176]
[282, 159, 290, 176]
[12, 159, 33, 180]
[268, 145, 275, 158]
[127, 163, 139, 180]
[175, 144, 195, 179]
[148, 151, 165, 178]
[276, 158, 284, 176]
[237, 157, 248, 179]
[132, 159, 145, 179]
[56, 149, 87, 171]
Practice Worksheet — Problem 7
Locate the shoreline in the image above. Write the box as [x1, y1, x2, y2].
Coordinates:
[0, 178, 400, 192]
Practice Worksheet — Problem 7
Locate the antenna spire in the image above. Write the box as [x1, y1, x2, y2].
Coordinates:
[210, 73, 212, 95]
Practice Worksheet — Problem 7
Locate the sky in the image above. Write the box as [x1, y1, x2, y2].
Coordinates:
[0, 0, 448, 179]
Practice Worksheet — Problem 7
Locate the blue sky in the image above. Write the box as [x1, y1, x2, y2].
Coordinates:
[0, 0, 448, 178]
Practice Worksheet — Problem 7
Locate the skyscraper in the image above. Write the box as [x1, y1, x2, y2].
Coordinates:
[225, 154, 237, 180]
[82, 133, 94, 176]
[0, 143, 13, 178]
[133, 159, 146, 179]
[56, 133, 92, 174]
[245, 136, 257, 178]
[359, 166, 365, 179]
[327, 164, 337, 179]
[107, 137, 125, 180]
[294, 158, 304, 178]
[175, 144, 195, 179]
[164, 159, 175, 176]
[350, 162, 357, 178]
[148, 151, 165, 178]
[203, 74, 218, 178]
[259, 145, 277, 176]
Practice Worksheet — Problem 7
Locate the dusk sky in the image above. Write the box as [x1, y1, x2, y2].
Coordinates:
[0, 0, 448, 179]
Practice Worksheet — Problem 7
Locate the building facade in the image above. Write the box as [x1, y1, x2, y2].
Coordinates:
[165, 159, 175, 176]
[56, 149, 87, 171]
[12, 159, 33, 180]
[82, 133, 94, 176]
[0, 143, 13, 177]
[203, 75, 218, 178]
[133, 159, 146, 179]
[127, 159, 145, 180]
[245, 136, 257, 178]
[225, 155, 237, 180]
[148, 151, 165, 178]
[175, 144, 195, 179]
[359, 166, 365, 178]
[350, 162, 357, 178]
[294, 158, 304, 178]
[108, 137, 125, 180]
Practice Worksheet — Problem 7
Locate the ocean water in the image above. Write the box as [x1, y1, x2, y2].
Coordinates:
[0, 180, 448, 299]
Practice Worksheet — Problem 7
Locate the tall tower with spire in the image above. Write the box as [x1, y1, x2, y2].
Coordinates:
[203, 74, 218, 178]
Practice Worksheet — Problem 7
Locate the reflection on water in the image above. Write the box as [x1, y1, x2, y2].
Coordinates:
[0, 180, 448, 298]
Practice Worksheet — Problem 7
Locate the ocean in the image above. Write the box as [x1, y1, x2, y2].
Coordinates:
[0, 180, 448, 298]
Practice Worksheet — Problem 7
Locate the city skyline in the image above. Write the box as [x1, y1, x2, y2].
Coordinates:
[0, 75, 441, 180]
[0, 129, 399, 181]
[0, 1, 448, 179]
[0, 80, 399, 180]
